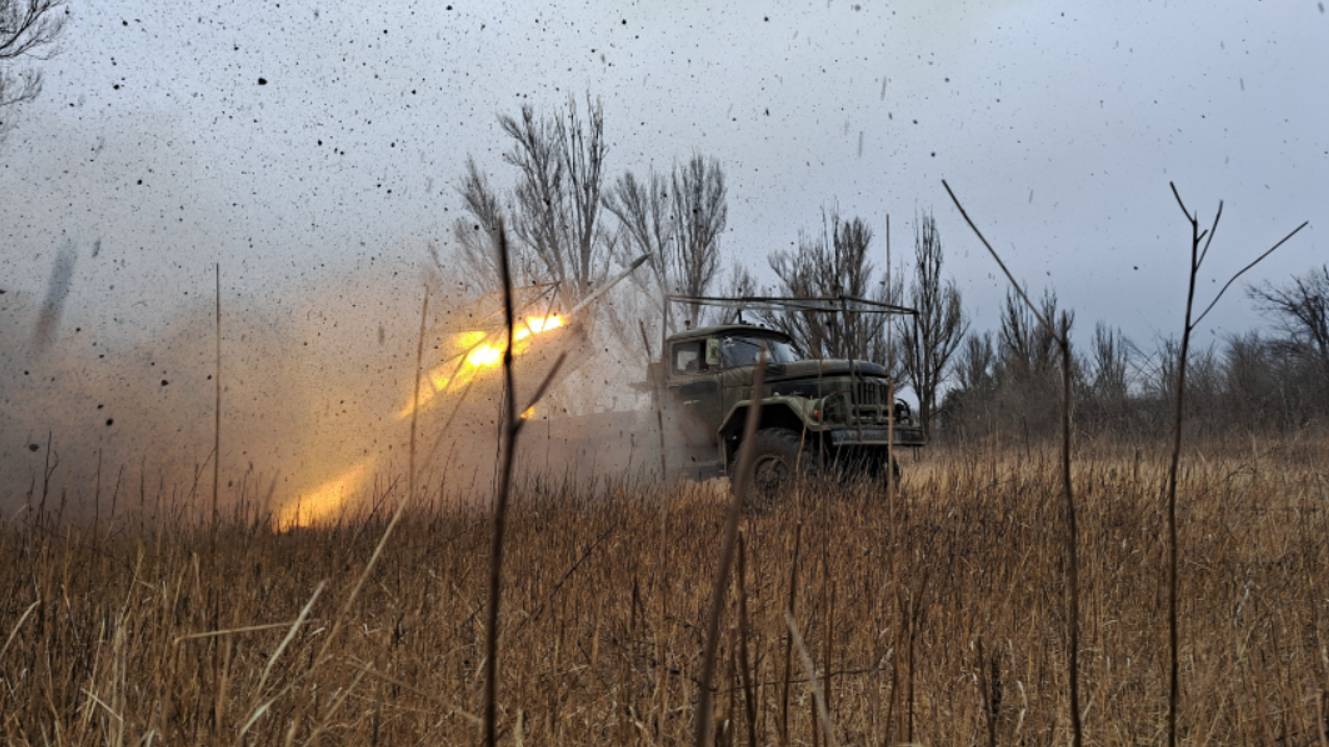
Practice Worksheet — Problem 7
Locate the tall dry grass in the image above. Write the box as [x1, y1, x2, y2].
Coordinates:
[2, 443, 1327, 744]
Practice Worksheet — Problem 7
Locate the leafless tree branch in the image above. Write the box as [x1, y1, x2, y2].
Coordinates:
[942, 178, 1083, 747]
[1191, 220, 1309, 329]
[0, 0, 65, 133]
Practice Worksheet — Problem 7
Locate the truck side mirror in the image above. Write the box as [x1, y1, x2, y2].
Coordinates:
[705, 338, 721, 368]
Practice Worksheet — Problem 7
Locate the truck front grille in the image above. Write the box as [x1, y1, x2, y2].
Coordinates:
[852, 381, 890, 406]
[850, 380, 892, 424]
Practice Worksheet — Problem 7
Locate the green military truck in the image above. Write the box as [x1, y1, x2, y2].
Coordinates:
[649, 311, 925, 497]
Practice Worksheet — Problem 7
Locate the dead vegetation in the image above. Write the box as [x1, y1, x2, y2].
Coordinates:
[2, 443, 1326, 745]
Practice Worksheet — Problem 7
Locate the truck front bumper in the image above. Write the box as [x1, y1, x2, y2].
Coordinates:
[828, 425, 926, 447]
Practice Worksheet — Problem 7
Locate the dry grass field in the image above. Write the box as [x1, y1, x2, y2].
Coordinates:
[2, 441, 1327, 745]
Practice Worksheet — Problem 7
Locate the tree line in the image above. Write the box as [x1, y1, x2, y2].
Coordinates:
[450, 95, 1326, 440]
[944, 270, 1329, 441]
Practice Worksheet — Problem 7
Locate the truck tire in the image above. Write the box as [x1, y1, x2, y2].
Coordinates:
[847, 449, 901, 483]
[732, 427, 812, 511]
[872, 453, 903, 481]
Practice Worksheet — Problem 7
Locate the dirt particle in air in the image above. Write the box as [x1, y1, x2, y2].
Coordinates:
[257, 77, 268, 85]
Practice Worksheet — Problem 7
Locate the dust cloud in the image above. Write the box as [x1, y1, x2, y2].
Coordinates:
[0, 248, 660, 524]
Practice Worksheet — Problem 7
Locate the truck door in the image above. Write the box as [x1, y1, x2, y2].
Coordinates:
[666, 338, 722, 450]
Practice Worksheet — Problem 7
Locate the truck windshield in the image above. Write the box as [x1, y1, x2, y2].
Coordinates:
[720, 336, 801, 367]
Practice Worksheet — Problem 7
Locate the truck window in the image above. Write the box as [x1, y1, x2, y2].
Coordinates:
[672, 340, 706, 374]
[720, 335, 801, 367]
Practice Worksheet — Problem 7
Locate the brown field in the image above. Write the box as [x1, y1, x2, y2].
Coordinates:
[2, 441, 1327, 745]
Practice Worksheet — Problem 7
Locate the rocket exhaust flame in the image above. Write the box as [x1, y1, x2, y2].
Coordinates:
[276, 462, 370, 530]
[273, 255, 646, 529]
[280, 312, 567, 528]
[398, 313, 565, 420]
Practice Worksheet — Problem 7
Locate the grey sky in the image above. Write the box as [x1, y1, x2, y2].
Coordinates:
[2, 0, 1325, 353]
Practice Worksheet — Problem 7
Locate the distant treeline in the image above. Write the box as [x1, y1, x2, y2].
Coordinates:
[942, 269, 1329, 440]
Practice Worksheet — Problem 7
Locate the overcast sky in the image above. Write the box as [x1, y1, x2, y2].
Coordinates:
[2, 0, 1325, 354]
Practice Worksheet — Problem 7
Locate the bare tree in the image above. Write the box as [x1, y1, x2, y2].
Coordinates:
[497, 95, 611, 305]
[0, 0, 66, 135]
[1082, 323, 1131, 430]
[1088, 323, 1129, 403]
[898, 212, 967, 434]
[669, 154, 727, 325]
[1249, 265, 1329, 388]
[451, 158, 508, 292]
[956, 332, 996, 395]
[767, 213, 901, 369]
[605, 154, 728, 330]
[1000, 289, 1060, 384]
[721, 263, 758, 304]
[604, 169, 667, 257]
[941, 331, 997, 437]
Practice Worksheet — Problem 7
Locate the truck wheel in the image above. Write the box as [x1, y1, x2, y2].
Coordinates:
[733, 428, 810, 511]
[831, 450, 899, 488]
[866, 451, 902, 481]
[879, 453, 902, 481]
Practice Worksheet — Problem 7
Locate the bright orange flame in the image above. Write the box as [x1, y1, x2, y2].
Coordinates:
[466, 343, 502, 367]
[276, 462, 369, 529]
[398, 313, 565, 419]
[278, 313, 566, 528]
[277, 311, 568, 526]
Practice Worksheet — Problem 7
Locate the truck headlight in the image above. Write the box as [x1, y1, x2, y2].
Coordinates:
[821, 394, 847, 423]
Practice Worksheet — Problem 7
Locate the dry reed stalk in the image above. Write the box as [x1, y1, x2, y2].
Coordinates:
[483, 225, 569, 746]
[737, 533, 757, 747]
[171, 618, 321, 645]
[1, 599, 40, 661]
[638, 319, 668, 482]
[409, 287, 429, 507]
[942, 178, 1083, 747]
[1163, 183, 1307, 747]
[212, 262, 221, 541]
[483, 223, 521, 747]
[885, 211, 895, 503]
[785, 610, 838, 747]
[695, 352, 768, 747]
[780, 521, 803, 745]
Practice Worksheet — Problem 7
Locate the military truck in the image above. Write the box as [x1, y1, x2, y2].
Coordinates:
[649, 301, 925, 497]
